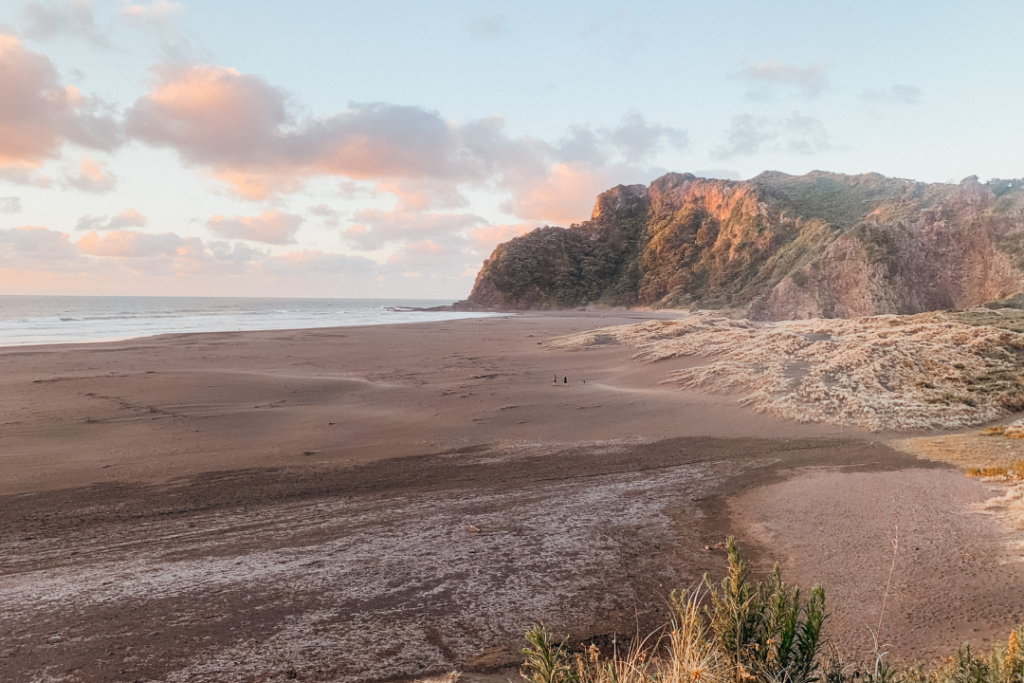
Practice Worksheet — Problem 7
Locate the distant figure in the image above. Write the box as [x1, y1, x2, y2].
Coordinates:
[583, 380, 585, 384]
[553, 373, 557, 386]
[563, 376, 568, 384]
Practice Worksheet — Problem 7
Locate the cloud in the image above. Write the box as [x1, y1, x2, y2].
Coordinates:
[712, 115, 775, 159]
[0, 222, 398, 294]
[374, 178, 470, 211]
[605, 109, 688, 163]
[712, 113, 829, 159]
[0, 34, 123, 170]
[126, 65, 494, 200]
[739, 60, 827, 100]
[207, 210, 304, 245]
[860, 84, 922, 105]
[785, 112, 830, 154]
[556, 111, 687, 166]
[77, 229, 196, 258]
[0, 197, 22, 213]
[343, 209, 485, 251]
[120, 0, 183, 26]
[0, 225, 78, 261]
[0, 168, 51, 187]
[308, 203, 340, 227]
[124, 63, 684, 223]
[62, 155, 117, 192]
[501, 162, 627, 225]
[259, 250, 377, 277]
[120, 0, 198, 63]
[470, 222, 536, 251]
[19, 0, 108, 46]
[470, 15, 506, 37]
[75, 208, 146, 231]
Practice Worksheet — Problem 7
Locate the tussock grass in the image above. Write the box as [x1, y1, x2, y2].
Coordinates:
[549, 313, 1024, 431]
[519, 539, 1024, 683]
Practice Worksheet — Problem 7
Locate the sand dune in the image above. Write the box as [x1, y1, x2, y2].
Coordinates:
[550, 312, 1024, 430]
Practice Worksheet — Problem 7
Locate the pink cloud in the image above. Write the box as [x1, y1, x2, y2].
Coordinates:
[63, 155, 117, 193]
[123, 62, 685, 230]
[207, 210, 304, 244]
[343, 208, 485, 250]
[76, 230, 196, 258]
[0, 34, 121, 170]
[469, 222, 537, 251]
[501, 163, 617, 225]
[126, 65, 486, 200]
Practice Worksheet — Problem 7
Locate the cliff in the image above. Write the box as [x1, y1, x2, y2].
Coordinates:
[467, 171, 1024, 319]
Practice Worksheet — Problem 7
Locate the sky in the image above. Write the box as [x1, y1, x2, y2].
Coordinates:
[1, 1, 1022, 299]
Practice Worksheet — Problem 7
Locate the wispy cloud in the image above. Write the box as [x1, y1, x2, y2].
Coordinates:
[307, 203, 340, 227]
[120, 0, 200, 63]
[62, 155, 117, 193]
[739, 60, 827, 100]
[19, 0, 108, 46]
[0, 197, 22, 213]
[712, 112, 830, 159]
[860, 84, 922, 105]
[75, 208, 146, 231]
[712, 114, 775, 159]
[207, 210, 304, 245]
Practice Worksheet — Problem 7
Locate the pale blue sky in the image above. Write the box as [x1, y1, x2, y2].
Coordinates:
[1, 0, 1022, 298]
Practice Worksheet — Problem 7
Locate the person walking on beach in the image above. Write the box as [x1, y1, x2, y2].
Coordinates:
[553, 373, 557, 386]
[563, 376, 568, 385]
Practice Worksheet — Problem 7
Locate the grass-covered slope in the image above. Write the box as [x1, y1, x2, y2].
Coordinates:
[467, 171, 1024, 319]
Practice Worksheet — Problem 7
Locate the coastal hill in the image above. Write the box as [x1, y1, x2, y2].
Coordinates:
[467, 171, 1024, 319]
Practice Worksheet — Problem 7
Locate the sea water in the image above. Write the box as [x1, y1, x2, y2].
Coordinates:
[0, 296, 499, 347]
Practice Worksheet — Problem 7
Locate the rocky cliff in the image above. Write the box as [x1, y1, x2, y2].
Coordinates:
[467, 171, 1024, 319]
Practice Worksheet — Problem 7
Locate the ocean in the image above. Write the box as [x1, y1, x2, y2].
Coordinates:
[0, 296, 499, 347]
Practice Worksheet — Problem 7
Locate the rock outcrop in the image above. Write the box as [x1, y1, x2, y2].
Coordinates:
[467, 171, 1024, 320]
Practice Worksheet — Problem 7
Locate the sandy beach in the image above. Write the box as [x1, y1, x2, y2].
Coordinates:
[2, 311, 1022, 683]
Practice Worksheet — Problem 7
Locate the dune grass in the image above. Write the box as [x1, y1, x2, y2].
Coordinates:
[548, 313, 1024, 431]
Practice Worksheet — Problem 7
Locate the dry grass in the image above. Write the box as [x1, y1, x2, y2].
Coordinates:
[548, 312, 1024, 431]
[891, 433, 1024, 472]
[975, 484, 1024, 530]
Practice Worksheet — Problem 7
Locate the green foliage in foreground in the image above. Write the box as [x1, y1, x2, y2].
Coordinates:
[520, 538, 1024, 683]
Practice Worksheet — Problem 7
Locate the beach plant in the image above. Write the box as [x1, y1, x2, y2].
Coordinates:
[705, 537, 826, 683]
[522, 624, 578, 683]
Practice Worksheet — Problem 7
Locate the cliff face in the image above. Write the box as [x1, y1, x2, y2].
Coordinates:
[468, 171, 1024, 319]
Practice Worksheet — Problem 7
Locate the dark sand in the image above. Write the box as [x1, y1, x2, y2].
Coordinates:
[1, 312, 1021, 682]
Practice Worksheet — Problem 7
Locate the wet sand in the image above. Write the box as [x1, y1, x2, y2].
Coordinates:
[1, 312, 1021, 682]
